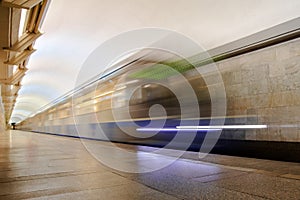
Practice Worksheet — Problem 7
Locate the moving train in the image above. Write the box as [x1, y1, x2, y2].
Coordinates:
[17, 40, 300, 162]
[18, 50, 218, 146]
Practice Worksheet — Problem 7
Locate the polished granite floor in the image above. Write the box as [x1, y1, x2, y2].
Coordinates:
[0, 130, 300, 200]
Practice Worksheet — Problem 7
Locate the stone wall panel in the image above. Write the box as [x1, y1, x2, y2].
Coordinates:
[215, 38, 300, 142]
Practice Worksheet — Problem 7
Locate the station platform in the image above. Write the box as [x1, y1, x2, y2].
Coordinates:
[0, 131, 300, 199]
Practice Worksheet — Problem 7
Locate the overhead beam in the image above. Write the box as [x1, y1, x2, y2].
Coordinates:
[10, 84, 21, 96]
[2, 95, 16, 103]
[3, 31, 42, 52]
[33, 0, 47, 33]
[0, 67, 27, 85]
[1, 83, 21, 96]
[1, 0, 43, 9]
[4, 49, 36, 65]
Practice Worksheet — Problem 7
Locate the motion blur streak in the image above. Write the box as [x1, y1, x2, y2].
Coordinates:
[176, 125, 268, 129]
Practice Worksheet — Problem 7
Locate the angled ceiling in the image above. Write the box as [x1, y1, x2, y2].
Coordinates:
[8, 0, 300, 123]
[0, 0, 49, 124]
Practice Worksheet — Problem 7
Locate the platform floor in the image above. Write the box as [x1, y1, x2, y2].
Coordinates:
[0, 130, 300, 200]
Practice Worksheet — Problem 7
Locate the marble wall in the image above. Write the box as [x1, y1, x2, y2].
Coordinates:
[212, 38, 300, 142]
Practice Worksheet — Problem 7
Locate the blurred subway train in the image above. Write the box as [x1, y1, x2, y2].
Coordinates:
[16, 38, 300, 162]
